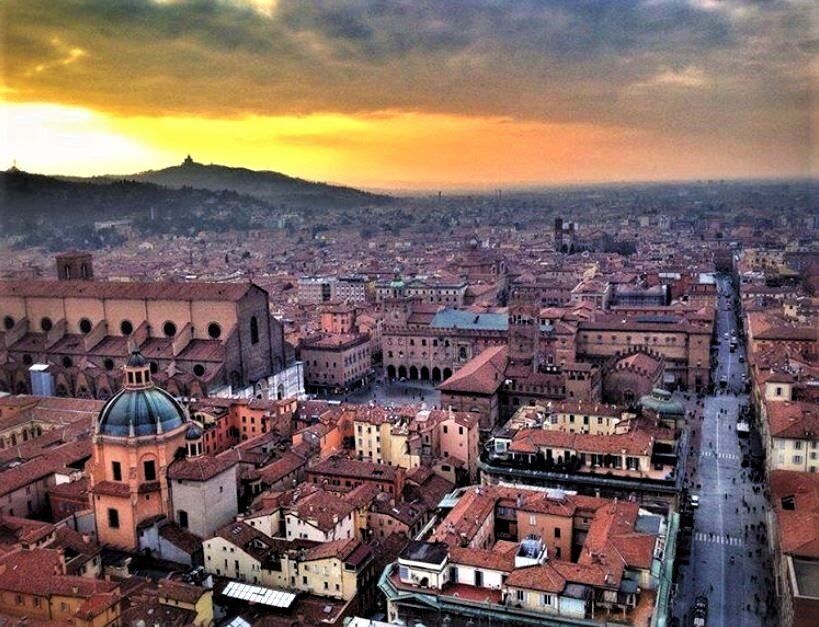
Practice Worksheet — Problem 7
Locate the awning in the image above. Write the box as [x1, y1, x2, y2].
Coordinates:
[221, 581, 297, 608]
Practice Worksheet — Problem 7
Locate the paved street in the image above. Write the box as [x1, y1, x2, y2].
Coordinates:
[673, 275, 776, 626]
[313, 366, 442, 407]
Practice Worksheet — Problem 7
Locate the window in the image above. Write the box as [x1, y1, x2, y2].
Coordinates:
[112, 461, 122, 481]
[79, 318, 93, 333]
[207, 322, 222, 339]
[542, 594, 552, 606]
[120, 319, 133, 335]
[163, 321, 177, 337]
[108, 508, 120, 529]
[529, 515, 536, 525]
[40, 316, 53, 332]
[2, 316, 14, 330]
[143, 460, 156, 481]
[250, 316, 259, 344]
[554, 527, 561, 538]
[793, 455, 803, 464]
[104, 358, 115, 371]
[516, 589, 525, 602]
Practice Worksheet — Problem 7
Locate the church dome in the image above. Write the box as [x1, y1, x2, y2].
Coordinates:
[97, 349, 186, 437]
[98, 386, 186, 437]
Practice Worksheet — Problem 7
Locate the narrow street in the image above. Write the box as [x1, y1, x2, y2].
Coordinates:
[673, 275, 776, 626]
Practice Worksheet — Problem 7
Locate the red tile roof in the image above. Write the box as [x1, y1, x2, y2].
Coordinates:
[771, 470, 819, 558]
[0, 279, 256, 302]
[167, 455, 236, 481]
[437, 345, 507, 395]
[766, 401, 819, 440]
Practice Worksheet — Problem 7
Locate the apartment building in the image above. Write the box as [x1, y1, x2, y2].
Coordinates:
[203, 521, 375, 605]
[380, 485, 670, 625]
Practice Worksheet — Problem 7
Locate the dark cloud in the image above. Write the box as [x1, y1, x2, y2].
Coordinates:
[1, 0, 812, 141]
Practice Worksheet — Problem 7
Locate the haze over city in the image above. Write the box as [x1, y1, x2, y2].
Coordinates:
[1, 0, 815, 188]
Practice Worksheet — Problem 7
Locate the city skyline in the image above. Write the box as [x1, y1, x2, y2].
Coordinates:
[2, 0, 815, 189]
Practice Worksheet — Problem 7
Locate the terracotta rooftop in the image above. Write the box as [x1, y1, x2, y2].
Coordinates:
[0, 278, 258, 302]
[437, 345, 507, 395]
[167, 454, 236, 481]
[766, 401, 819, 440]
[771, 470, 819, 558]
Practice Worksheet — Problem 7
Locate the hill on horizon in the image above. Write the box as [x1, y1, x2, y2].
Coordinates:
[90, 156, 392, 209]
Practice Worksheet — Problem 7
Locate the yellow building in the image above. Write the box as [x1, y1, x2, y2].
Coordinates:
[0, 548, 121, 626]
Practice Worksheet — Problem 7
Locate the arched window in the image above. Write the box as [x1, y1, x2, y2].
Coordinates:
[250, 316, 259, 345]
[63, 265, 71, 280]
[80, 264, 89, 278]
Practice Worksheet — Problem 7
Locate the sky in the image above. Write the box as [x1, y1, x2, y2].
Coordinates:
[1, 0, 815, 190]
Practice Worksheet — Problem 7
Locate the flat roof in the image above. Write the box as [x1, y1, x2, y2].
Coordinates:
[430, 308, 553, 332]
[399, 541, 449, 565]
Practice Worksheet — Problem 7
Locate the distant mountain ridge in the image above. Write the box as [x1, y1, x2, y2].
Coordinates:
[94, 156, 391, 208]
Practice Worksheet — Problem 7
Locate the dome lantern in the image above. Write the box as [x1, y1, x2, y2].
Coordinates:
[124, 350, 152, 390]
[96, 350, 187, 437]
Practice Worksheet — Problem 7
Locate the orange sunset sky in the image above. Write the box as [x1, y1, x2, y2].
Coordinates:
[1, 0, 815, 190]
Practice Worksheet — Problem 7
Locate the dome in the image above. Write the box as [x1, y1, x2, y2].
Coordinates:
[185, 424, 203, 440]
[98, 386, 186, 437]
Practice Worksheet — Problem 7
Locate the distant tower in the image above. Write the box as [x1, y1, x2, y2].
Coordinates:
[554, 218, 576, 254]
[183, 154, 194, 166]
[507, 287, 540, 368]
[554, 218, 564, 252]
[55, 251, 94, 281]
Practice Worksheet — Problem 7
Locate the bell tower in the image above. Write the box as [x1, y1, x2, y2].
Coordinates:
[55, 251, 94, 281]
[508, 287, 540, 368]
